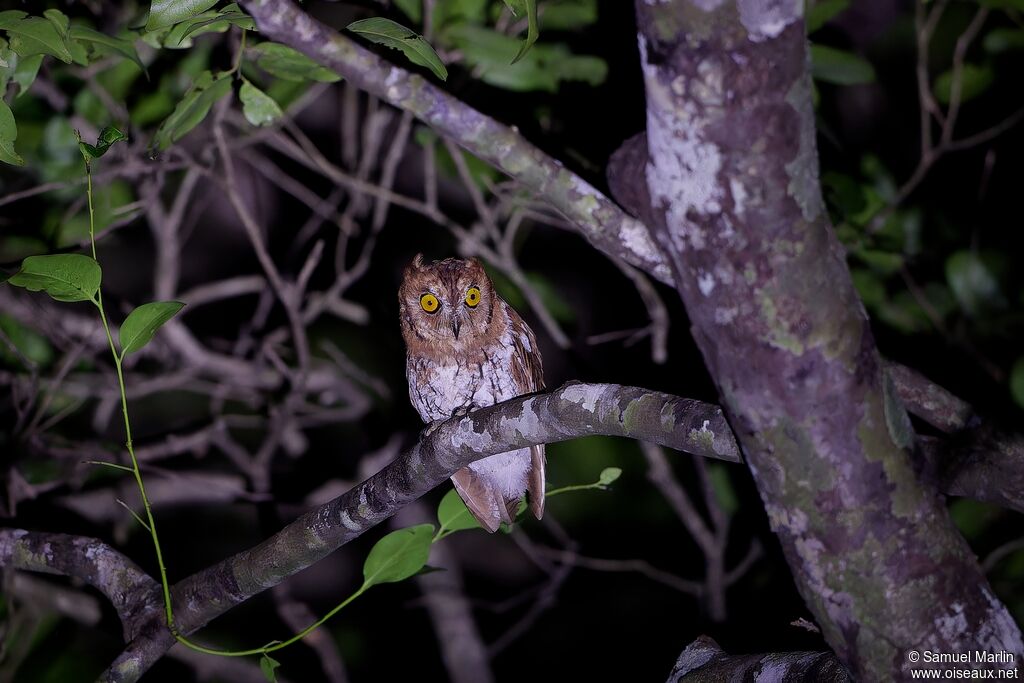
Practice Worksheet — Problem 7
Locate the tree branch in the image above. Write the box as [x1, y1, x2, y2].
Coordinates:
[0, 529, 161, 641]
[98, 382, 737, 681]
[667, 636, 850, 682]
[236, 0, 1023, 521]
[236, 0, 671, 284]
[633, 1, 1023, 678]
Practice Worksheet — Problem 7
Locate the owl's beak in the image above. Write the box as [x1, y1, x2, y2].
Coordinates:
[451, 318, 461, 339]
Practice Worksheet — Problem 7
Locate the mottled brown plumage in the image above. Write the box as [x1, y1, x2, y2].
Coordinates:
[400, 255, 545, 532]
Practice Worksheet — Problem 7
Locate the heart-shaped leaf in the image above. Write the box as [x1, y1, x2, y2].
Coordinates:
[362, 524, 434, 589]
[7, 254, 101, 303]
[346, 18, 447, 81]
[118, 300, 185, 356]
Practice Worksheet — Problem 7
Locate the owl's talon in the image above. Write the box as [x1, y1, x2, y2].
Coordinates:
[451, 403, 481, 419]
[422, 419, 445, 440]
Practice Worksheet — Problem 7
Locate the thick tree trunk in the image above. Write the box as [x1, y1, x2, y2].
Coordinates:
[633, 0, 1023, 679]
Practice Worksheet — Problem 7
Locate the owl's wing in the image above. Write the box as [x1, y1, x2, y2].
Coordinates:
[506, 305, 546, 520]
[506, 306, 545, 394]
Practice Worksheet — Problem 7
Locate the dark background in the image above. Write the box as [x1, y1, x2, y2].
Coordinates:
[2, 0, 1023, 681]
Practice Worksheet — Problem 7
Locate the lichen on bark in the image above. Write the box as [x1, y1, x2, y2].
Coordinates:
[634, 0, 1023, 677]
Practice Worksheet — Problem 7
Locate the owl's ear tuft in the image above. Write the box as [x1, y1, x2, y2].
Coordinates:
[412, 253, 425, 269]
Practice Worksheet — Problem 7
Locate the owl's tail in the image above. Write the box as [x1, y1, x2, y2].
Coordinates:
[450, 445, 546, 533]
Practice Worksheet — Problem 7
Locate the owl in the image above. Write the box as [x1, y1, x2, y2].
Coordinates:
[400, 254, 545, 532]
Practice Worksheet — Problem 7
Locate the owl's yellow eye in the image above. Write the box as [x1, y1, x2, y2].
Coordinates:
[420, 293, 440, 313]
[465, 287, 481, 308]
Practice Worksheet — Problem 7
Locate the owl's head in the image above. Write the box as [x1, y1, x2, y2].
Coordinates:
[399, 255, 496, 349]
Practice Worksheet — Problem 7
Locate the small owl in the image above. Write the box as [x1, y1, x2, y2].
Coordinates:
[400, 254, 545, 532]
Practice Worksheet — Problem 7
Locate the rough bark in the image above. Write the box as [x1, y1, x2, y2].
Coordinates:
[98, 382, 738, 681]
[0, 529, 161, 641]
[633, 0, 1023, 679]
[608, 136, 1024, 516]
[924, 429, 1024, 513]
[668, 636, 851, 682]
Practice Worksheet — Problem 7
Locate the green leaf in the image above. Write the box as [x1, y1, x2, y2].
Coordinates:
[362, 524, 434, 589]
[0, 14, 73, 63]
[540, 0, 598, 30]
[806, 0, 849, 33]
[11, 53, 42, 96]
[146, 0, 219, 31]
[706, 462, 739, 516]
[597, 467, 622, 486]
[247, 42, 341, 82]
[877, 285, 954, 334]
[118, 301, 185, 356]
[239, 78, 283, 127]
[509, 0, 538, 64]
[945, 250, 1006, 316]
[983, 28, 1024, 53]
[949, 498, 1000, 538]
[69, 25, 145, 72]
[259, 654, 280, 683]
[810, 44, 875, 85]
[43, 9, 70, 37]
[152, 70, 232, 151]
[346, 18, 447, 81]
[525, 272, 575, 323]
[851, 268, 886, 308]
[0, 314, 54, 368]
[393, 0, 422, 23]
[435, 0, 489, 27]
[0, 11, 27, 25]
[79, 126, 128, 161]
[437, 488, 482, 533]
[7, 254, 101, 303]
[933, 63, 993, 105]
[0, 99, 23, 166]
[446, 25, 606, 93]
[177, 4, 254, 41]
[1010, 357, 1024, 411]
[161, 4, 254, 48]
[854, 248, 903, 275]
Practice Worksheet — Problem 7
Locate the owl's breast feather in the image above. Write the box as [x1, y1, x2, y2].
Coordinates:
[406, 338, 522, 424]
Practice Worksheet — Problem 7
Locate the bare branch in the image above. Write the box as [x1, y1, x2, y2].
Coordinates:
[0, 529, 160, 641]
[99, 382, 738, 681]
[236, 0, 671, 284]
